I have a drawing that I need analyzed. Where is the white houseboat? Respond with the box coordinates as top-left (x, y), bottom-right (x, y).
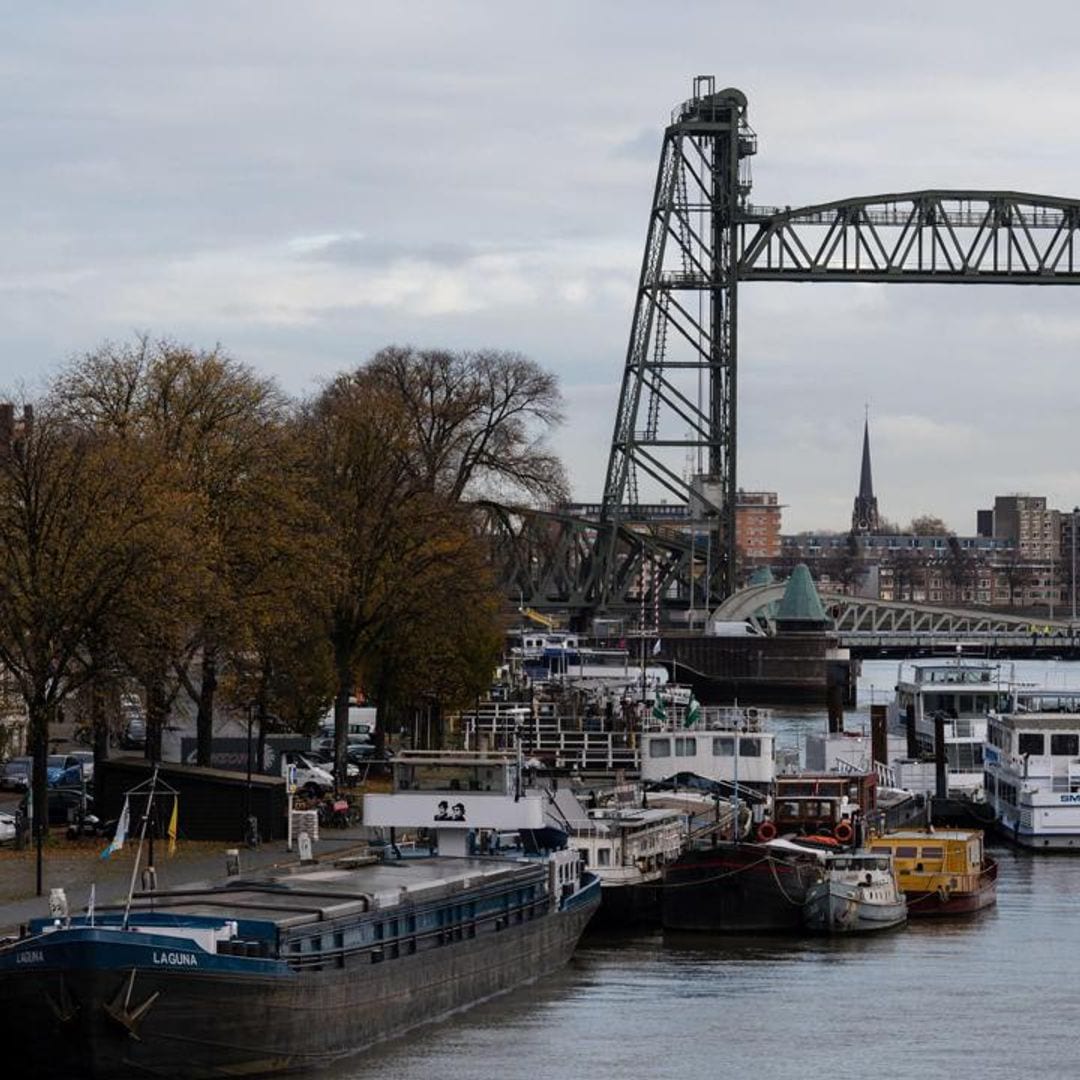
top-left (889, 659), bottom-right (1015, 796)
top-left (984, 690), bottom-right (1080, 850)
top-left (639, 705), bottom-right (775, 795)
top-left (567, 802), bottom-right (686, 926)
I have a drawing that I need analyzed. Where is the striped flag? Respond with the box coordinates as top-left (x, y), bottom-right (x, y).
top-left (167, 796), bottom-right (179, 857)
top-left (100, 797), bottom-right (130, 860)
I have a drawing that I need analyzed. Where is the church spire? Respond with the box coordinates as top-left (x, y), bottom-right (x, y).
top-left (852, 410), bottom-right (880, 533)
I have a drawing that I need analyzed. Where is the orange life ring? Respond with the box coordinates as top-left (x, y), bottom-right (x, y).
top-left (756, 821), bottom-right (777, 842)
top-left (834, 821), bottom-right (854, 844)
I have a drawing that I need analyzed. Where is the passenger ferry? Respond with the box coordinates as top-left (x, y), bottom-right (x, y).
top-left (889, 659), bottom-right (1015, 796)
top-left (983, 690), bottom-right (1080, 850)
top-left (0, 753), bottom-right (600, 1078)
top-left (868, 829), bottom-right (997, 915)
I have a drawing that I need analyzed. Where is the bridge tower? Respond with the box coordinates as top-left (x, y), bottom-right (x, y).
top-left (599, 77), bottom-right (756, 606)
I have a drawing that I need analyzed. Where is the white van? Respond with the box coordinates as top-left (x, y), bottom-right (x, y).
top-left (318, 704), bottom-right (376, 742)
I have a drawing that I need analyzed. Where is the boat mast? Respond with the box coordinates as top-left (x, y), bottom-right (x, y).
top-left (122, 764), bottom-right (160, 930)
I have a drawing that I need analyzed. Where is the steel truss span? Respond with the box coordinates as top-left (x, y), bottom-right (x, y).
top-left (475, 501), bottom-right (694, 615)
top-left (739, 192), bottom-right (1080, 283)
top-left (714, 583), bottom-right (1076, 637)
top-left (491, 81), bottom-right (1080, 620)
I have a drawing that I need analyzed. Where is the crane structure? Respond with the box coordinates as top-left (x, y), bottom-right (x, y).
top-left (592, 76), bottom-right (1080, 612)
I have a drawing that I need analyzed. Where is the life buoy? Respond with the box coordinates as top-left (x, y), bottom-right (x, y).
top-left (756, 821), bottom-right (777, 842)
top-left (834, 821), bottom-right (854, 844)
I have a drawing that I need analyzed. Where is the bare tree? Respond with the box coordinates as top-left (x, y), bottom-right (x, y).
top-left (364, 346), bottom-right (567, 504)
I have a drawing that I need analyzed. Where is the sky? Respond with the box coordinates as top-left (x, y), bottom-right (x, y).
top-left (4, 1), bottom-right (1080, 532)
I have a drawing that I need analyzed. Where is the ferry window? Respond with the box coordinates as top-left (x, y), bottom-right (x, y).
top-left (919, 847), bottom-right (944, 860)
top-left (1052, 734), bottom-right (1080, 756)
top-left (739, 738), bottom-right (761, 757)
top-left (649, 739), bottom-right (671, 758)
top-left (578, 848), bottom-right (589, 866)
top-left (895, 846), bottom-right (918, 859)
top-left (713, 737), bottom-right (735, 757)
top-left (1018, 733), bottom-right (1045, 756)
top-left (597, 847), bottom-right (611, 867)
top-left (779, 801), bottom-right (802, 819)
top-left (869, 846), bottom-right (891, 855)
top-left (674, 737), bottom-right (697, 757)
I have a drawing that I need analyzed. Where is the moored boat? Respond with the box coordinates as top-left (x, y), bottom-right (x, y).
top-left (661, 839), bottom-right (824, 933)
top-left (867, 829), bottom-right (996, 916)
top-left (0, 753), bottom-right (600, 1079)
top-left (801, 849), bottom-right (907, 933)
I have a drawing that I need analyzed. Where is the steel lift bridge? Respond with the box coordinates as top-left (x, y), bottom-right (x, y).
top-left (484, 76), bottom-right (1080, 619)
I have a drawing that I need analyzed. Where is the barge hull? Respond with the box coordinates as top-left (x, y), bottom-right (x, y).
top-left (0, 897), bottom-right (598, 1080)
top-left (661, 844), bottom-right (818, 933)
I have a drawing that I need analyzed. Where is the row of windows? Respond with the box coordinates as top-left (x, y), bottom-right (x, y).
top-left (648, 736), bottom-right (763, 759)
top-left (1016, 732), bottom-right (1080, 757)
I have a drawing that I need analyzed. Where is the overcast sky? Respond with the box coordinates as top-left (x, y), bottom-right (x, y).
top-left (4, 2), bottom-right (1080, 532)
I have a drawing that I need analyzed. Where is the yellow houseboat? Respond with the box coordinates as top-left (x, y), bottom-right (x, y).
top-left (868, 829), bottom-right (997, 917)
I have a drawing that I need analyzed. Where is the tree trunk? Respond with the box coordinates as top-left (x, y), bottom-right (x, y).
top-left (144, 664), bottom-right (167, 763)
top-left (196, 645), bottom-right (218, 766)
top-left (333, 642), bottom-right (353, 793)
top-left (255, 662), bottom-right (270, 775)
top-left (91, 679), bottom-right (109, 774)
top-left (28, 695), bottom-right (49, 887)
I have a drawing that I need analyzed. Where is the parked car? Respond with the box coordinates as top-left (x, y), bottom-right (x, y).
top-left (280, 751), bottom-right (335, 796)
top-left (0, 810), bottom-right (16, 844)
top-left (46, 754), bottom-right (84, 786)
top-left (0, 757), bottom-right (32, 791)
top-left (21, 788), bottom-right (95, 826)
top-left (69, 750), bottom-right (94, 785)
top-left (121, 715), bottom-right (146, 750)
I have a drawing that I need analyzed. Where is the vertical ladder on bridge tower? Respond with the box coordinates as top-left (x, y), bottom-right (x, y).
top-left (595, 78), bottom-right (756, 609)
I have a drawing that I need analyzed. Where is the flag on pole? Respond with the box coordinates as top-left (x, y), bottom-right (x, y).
top-left (100, 796), bottom-right (130, 860)
top-left (651, 691), bottom-right (667, 723)
top-left (684, 695), bottom-right (701, 728)
top-left (167, 796), bottom-right (179, 857)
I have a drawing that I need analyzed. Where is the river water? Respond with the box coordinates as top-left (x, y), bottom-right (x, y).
top-left (328, 660), bottom-right (1080, 1080)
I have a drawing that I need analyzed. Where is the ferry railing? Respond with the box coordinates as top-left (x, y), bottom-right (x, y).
top-left (642, 705), bottom-right (769, 733)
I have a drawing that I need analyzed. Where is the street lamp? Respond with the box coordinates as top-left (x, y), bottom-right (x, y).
top-left (1072, 506), bottom-right (1079, 623)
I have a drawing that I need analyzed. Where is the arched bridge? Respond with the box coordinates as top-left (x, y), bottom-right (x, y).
top-left (714, 583), bottom-right (1077, 642)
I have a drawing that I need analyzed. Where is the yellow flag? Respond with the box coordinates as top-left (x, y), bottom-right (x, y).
top-left (167, 796), bottom-right (179, 856)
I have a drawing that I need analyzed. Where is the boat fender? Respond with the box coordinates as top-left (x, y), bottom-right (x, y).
top-left (834, 821), bottom-right (854, 844)
top-left (937, 884), bottom-right (951, 903)
top-left (757, 821), bottom-right (777, 842)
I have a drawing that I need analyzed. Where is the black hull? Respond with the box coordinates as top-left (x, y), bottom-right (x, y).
top-left (0, 901), bottom-right (597, 1079)
top-left (589, 881), bottom-right (662, 929)
top-left (661, 843), bottom-right (820, 933)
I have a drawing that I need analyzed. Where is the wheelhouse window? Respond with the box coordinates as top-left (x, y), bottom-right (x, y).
top-left (649, 739), bottom-right (671, 758)
top-left (1018, 733), bottom-right (1045, 756)
top-left (713, 737), bottom-right (735, 757)
top-left (1051, 734), bottom-right (1079, 757)
top-left (674, 737), bottom-right (697, 757)
top-left (596, 847), bottom-right (611, 867)
top-left (738, 738), bottom-right (761, 757)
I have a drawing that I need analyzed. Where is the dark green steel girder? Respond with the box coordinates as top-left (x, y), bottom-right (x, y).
top-left (738, 191), bottom-right (1080, 282)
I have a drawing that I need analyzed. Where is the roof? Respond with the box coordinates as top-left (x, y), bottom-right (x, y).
top-left (776, 564), bottom-right (829, 624)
